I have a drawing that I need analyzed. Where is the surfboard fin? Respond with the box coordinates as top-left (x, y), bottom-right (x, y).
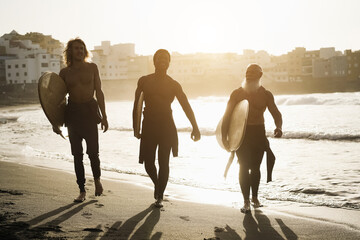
top-left (224, 151), bottom-right (235, 179)
top-left (59, 132), bottom-right (66, 140)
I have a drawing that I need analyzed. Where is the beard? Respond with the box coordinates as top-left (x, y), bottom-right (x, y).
top-left (242, 79), bottom-right (261, 93)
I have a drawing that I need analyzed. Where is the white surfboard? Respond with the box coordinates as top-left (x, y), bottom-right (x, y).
top-left (38, 72), bottom-right (67, 139)
top-left (216, 99), bottom-right (249, 178)
top-left (134, 92), bottom-right (144, 137)
top-left (216, 99), bottom-right (249, 151)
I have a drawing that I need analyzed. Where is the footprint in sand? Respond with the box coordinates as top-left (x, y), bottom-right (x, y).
top-left (95, 203), bottom-right (104, 208)
top-left (0, 189), bottom-right (23, 195)
top-left (82, 212), bottom-right (92, 219)
top-left (83, 228), bottom-right (103, 232)
top-left (179, 216), bottom-right (190, 221)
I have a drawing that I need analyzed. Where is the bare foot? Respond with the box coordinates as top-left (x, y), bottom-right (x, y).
top-left (74, 192), bottom-right (86, 203)
top-left (251, 197), bottom-right (263, 208)
top-left (94, 178), bottom-right (103, 196)
top-left (154, 198), bottom-right (163, 208)
top-left (241, 200), bottom-right (251, 213)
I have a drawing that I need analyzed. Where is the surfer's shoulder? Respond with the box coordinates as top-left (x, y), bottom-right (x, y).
top-left (167, 75), bottom-right (182, 91)
top-left (88, 62), bottom-right (98, 70)
top-left (137, 74), bottom-right (153, 86)
top-left (263, 88), bottom-right (275, 103)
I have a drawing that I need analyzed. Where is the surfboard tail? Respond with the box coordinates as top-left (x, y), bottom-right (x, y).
top-left (224, 151), bottom-right (236, 179)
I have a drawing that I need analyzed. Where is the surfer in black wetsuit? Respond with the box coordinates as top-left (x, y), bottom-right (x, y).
top-left (55, 38), bottom-right (108, 202)
top-left (133, 49), bottom-right (201, 208)
top-left (221, 64), bottom-right (282, 213)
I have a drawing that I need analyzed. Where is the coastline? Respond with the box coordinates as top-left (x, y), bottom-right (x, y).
top-left (1, 160), bottom-right (359, 239)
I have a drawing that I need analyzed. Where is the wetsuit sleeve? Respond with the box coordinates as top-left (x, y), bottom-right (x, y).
top-left (132, 77), bottom-right (145, 130)
top-left (174, 81), bottom-right (199, 131)
top-left (221, 89), bottom-right (244, 141)
top-left (266, 91), bottom-right (282, 130)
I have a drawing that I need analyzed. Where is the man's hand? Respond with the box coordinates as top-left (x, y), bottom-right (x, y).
top-left (191, 128), bottom-right (201, 142)
top-left (274, 128), bottom-right (282, 138)
top-left (101, 117), bottom-right (109, 133)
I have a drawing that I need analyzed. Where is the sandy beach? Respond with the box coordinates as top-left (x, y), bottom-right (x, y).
top-left (0, 160), bottom-right (359, 240)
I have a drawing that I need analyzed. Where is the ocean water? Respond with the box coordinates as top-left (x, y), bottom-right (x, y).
top-left (0, 92), bottom-right (359, 210)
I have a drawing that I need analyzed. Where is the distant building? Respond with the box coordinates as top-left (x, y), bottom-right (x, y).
top-left (301, 50), bottom-right (320, 81)
top-left (0, 55), bottom-right (17, 86)
top-left (313, 56), bottom-right (347, 79)
top-left (91, 41), bottom-right (141, 81)
top-left (0, 31), bottom-right (61, 85)
top-left (269, 54), bottom-right (289, 83)
top-left (319, 47), bottom-right (341, 60)
top-left (287, 47), bottom-right (306, 82)
top-left (345, 50), bottom-right (360, 81)
top-left (5, 53), bottom-right (60, 84)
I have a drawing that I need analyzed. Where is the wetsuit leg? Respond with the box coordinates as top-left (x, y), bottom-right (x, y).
top-left (236, 148), bottom-right (251, 201)
top-left (84, 123), bottom-right (101, 179)
top-left (157, 142), bottom-right (171, 200)
top-left (250, 151), bottom-right (264, 198)
top-left (239, 163), bottom-right (251, 201)
top-left (68, 126), bottom-right (85, 192)
top-left (144, 141), bottom-right (159, 189)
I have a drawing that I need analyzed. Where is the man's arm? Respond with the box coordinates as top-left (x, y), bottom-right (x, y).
top-left (175, 82), bottom-right (200, 141)
top-left (267, 91), bottom-right (283, 138)
top-left (221, 90), bottom-right (243, 151)
top-left (93, 63), bottom-right (108, 133)
top-left (132, 77), bottom-right (144, 139)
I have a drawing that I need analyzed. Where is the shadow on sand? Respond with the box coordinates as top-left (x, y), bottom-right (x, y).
top-left (84, 204), bottom-right (162, 240)
top-left (210, 209), bottom-right (298, 240)
top-left (0, 200), bottom-right (98, 239)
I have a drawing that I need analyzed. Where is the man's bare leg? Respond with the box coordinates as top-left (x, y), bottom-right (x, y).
top-left (94, 178), bottom-right (103, 196)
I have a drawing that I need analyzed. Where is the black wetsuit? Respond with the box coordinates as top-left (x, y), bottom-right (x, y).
top-left (65, 98), bottom-right (102, 192)
top-left (229, 87), bottom-right (278, 200)
top-left (133, 73), bottom-right (180, 199)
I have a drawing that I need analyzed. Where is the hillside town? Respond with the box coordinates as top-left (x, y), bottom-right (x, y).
top-left (1, 30), bottom-right (359, 101)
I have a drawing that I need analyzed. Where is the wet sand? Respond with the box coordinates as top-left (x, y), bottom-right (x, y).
top-left (0, 160), bottom-right (359, 240)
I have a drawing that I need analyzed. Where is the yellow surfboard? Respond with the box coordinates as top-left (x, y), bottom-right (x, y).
top-left (134, 92), bottom-right (144, 137)
top-left (38, 72), bottom-right (67, 138)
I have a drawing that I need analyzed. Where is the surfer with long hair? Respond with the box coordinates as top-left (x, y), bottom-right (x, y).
top-left (55, 38), bottom-right (108, 202)
top-left (221, 63), bottom-right (283, 213)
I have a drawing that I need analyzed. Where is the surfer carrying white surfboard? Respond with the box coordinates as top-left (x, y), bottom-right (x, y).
top-left (56, 38), bottom-right (109, 202)
top-left (132, 49), bottom-right (201, 208)
top-left (221, 63), bottom-right (282, 213)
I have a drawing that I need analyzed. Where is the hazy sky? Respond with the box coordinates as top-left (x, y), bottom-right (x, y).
top-left (1, 0), bottom-right (359, 56)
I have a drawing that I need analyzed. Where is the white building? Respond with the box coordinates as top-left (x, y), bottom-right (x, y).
top-left (0, 34), bottom-right (61, 85)
top-left (5, 53), bottom-right (60, 84)
top-left (91, 41), bottom-right (136, 81)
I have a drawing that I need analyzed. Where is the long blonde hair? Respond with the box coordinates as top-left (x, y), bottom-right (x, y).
top-left (63, 38), bottom-right (89, 67)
